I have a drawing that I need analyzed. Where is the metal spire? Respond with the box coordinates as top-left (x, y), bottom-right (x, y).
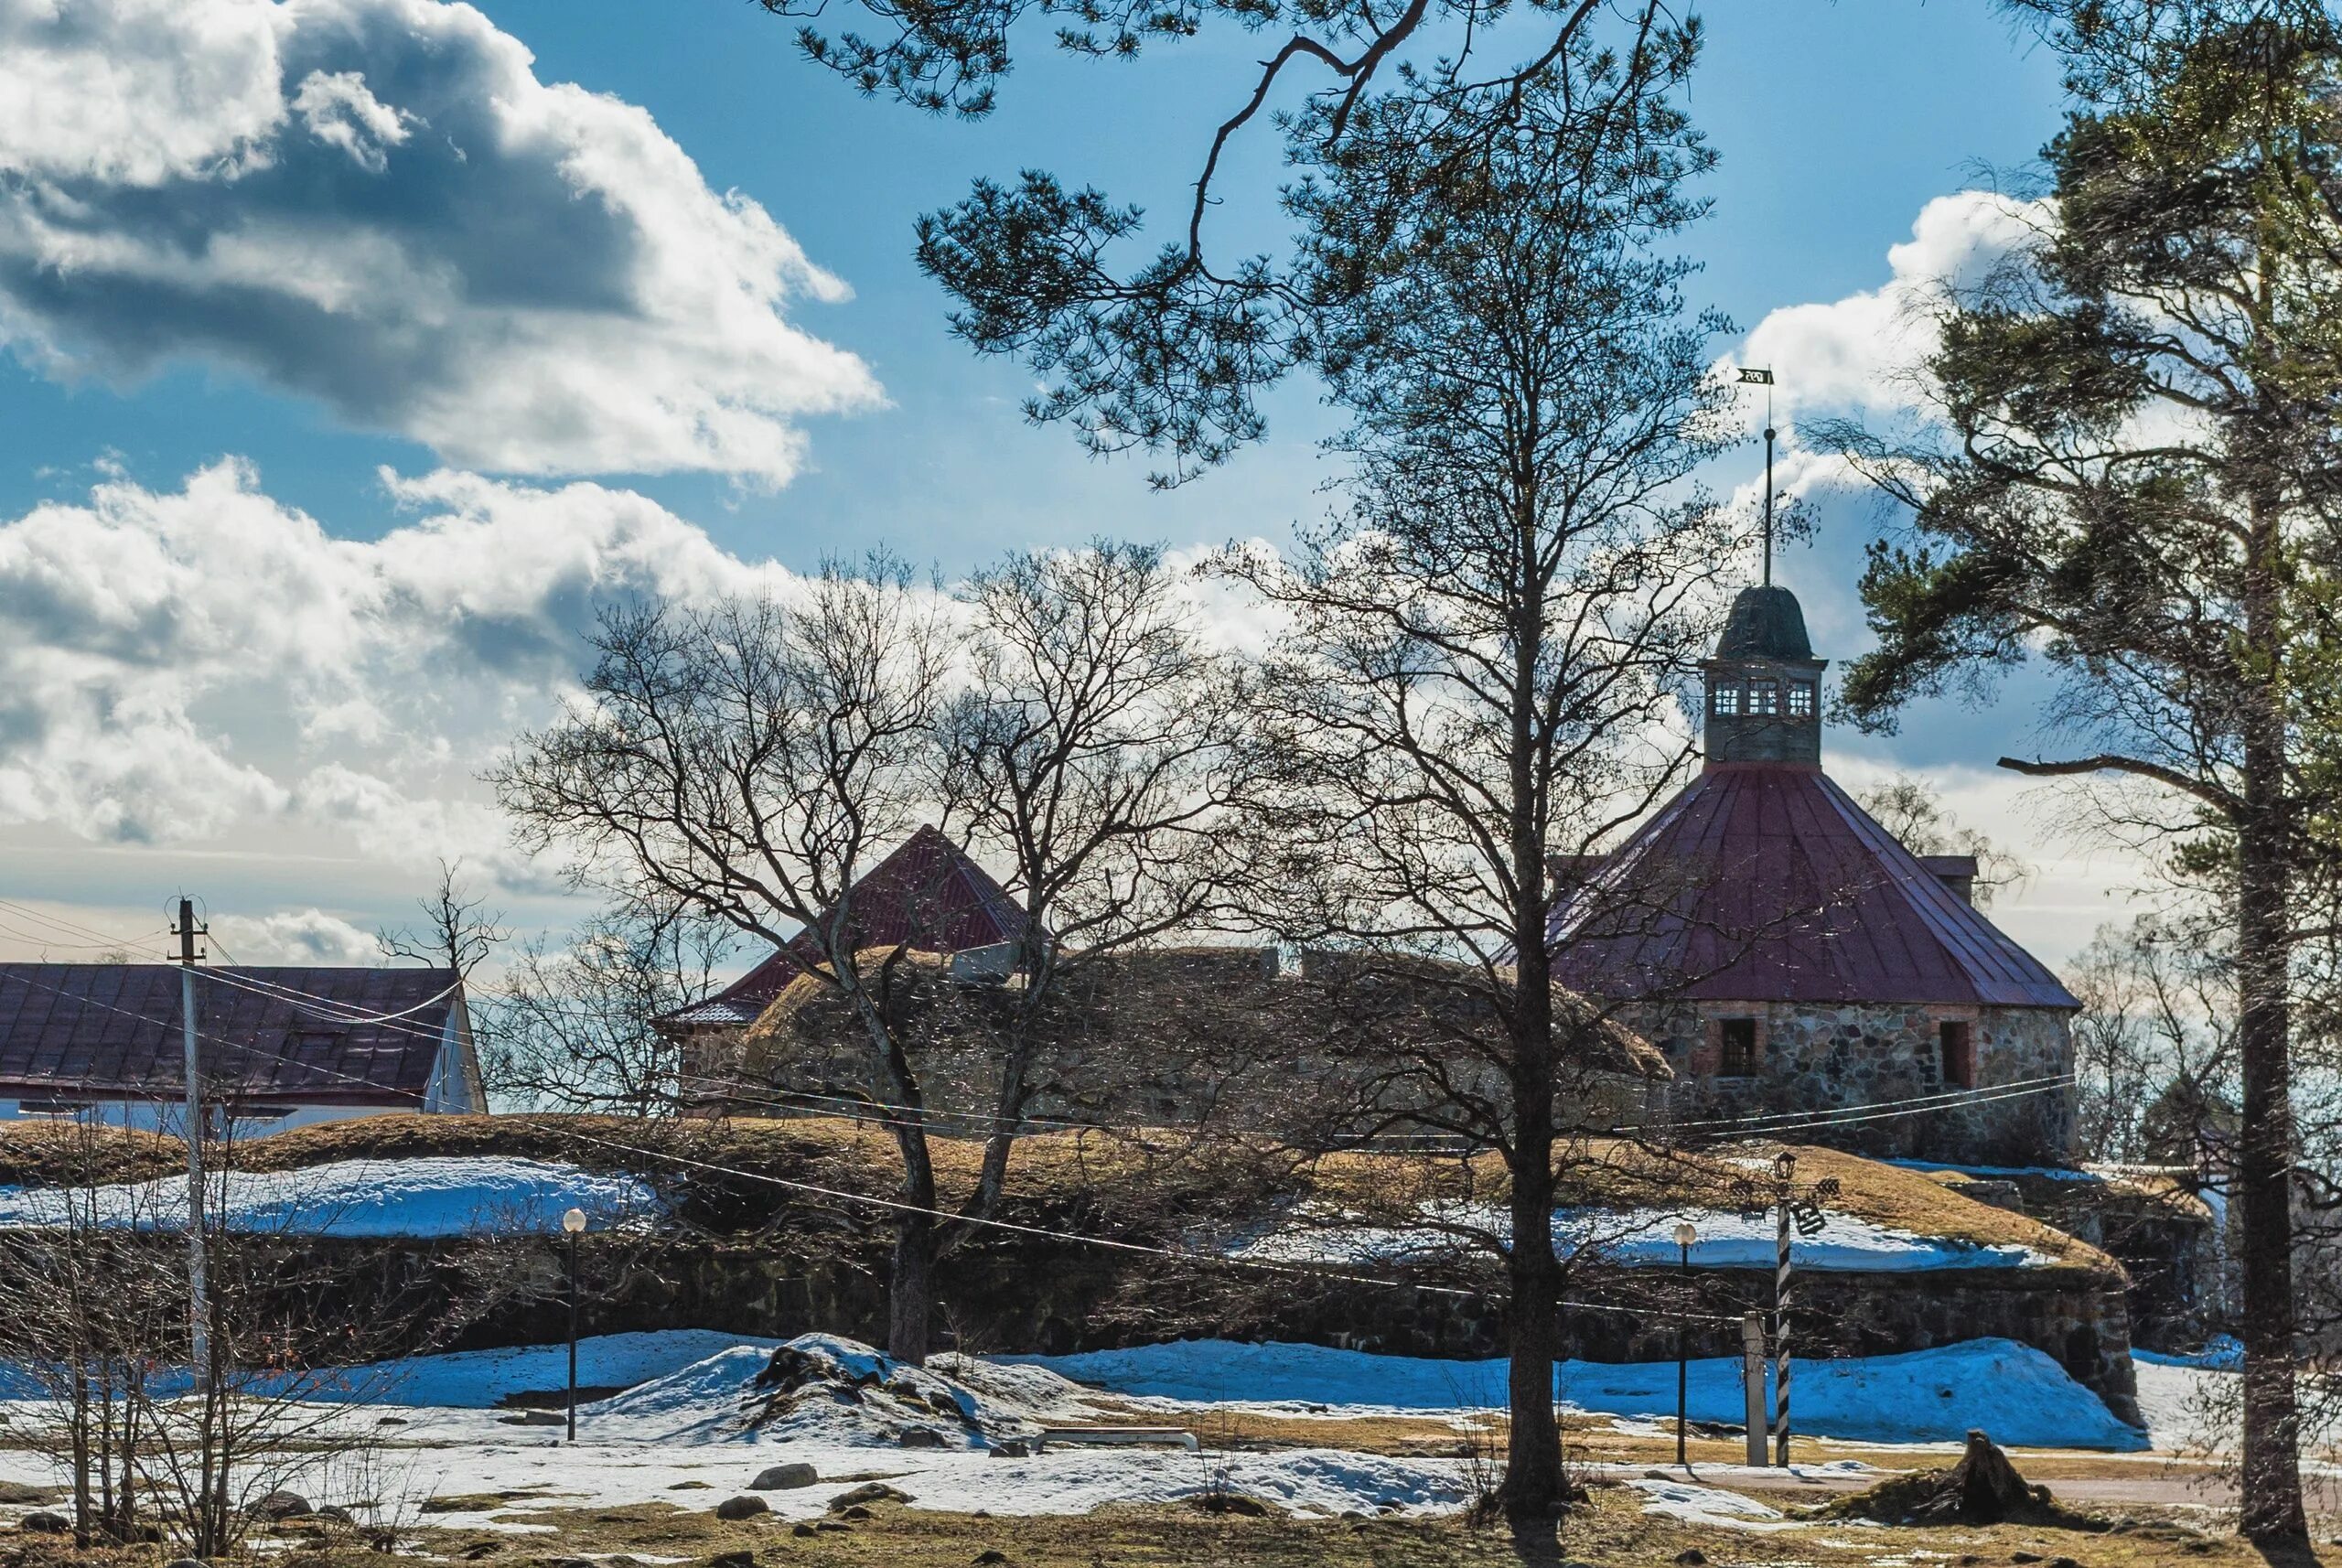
top-left (1736, 366), bottom-right (1778, 586)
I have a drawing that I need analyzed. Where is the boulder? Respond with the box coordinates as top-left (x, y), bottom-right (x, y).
top-left (707, 1552), bottom-right (757, 1568)
top-left (826, 1483), bottom-right (910, 1513)
top-left (748, 1464), bottom-right (817, 1491)
top-left (17, 1513), bottom-right (69, 1535)
top-left (897, 1425), bottom-right (948, 1449)
top-left (713, 1496), bottom-right (769, 1521)
top-left (255, 1490), bottom-right (313, 1520)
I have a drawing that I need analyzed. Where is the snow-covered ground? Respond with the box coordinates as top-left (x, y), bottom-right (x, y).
top-left (1015, 1337), bottom-right (2145, 1449)
top-left (0, 1158), bottom-right (658, 1238)
top-left (0, 1329), bottom-right (2177, 1529)
top-left (1230, 1202), bottom-right (2057, 1271)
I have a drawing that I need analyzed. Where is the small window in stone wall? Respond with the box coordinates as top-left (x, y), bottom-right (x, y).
top-left (1713, 682), bottom-right (1742, 716)
top-left (1788, 680), bottom-right (1816, 717)
top-left (1748, 681), bottom-right (1779, 715)
top-left (1939, 1019), bottom-right (1974, 1089)
top-left (1717, 1016), bottom-right (1759, 1077)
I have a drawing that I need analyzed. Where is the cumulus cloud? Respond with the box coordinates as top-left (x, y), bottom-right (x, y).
top-left (0, 459), bottom-right (794, 865)
top-left (1739, 191), bottom-right (2049, 420)
top-left (0, 0), bottom-right (880, 486)
top-left (212, 907), bottom-right (381, 963)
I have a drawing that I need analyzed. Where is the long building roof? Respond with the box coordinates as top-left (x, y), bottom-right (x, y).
top-left (0, 964), bottom-right (466, 1104)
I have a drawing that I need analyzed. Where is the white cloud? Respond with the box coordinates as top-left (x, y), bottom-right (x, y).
top-left (212, 907), bottom-right (381, 963)
top-left (0, 459), bottom-right (796, 867)
top-left (1738, 191), bottom-right (2049, 421)
top-left (0, 0), bottom-right (881, 486)
top-left (291, 70), bottom-right (411, 173)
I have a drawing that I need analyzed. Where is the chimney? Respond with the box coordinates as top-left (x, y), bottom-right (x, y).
top-left (1918, 854), bottom-right (1979, 907)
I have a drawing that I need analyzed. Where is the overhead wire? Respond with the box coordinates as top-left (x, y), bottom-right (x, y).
top-left (191, 957), bottom-right (2077, 1145)
top-left (0, 966), bottom-right (1736, 1324)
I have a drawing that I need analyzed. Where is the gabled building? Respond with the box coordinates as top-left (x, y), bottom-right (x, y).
top-left (0, 963), bottom-right (484, 1133)
top-left (658, 825), bottom-right (1037, 1105)
top-left (1546, 582), bottom-right (2080, 1163)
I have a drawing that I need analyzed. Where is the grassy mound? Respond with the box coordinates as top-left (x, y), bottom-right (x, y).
top-left (0, 1112), bottom-right (2116, 1280)
top-left (0, 1121), bottom-right (179, 1187)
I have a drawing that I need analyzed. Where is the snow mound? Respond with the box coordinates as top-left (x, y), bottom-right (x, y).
top-left (1019, 1336), bottom-right (2147, 1450)
top-left (579, 1334), bottom-right (1123, 1447)
top-left (0, 1157), bottom-right (659, 1238)
top-left (584, 1346), bottom-right (779, 1439)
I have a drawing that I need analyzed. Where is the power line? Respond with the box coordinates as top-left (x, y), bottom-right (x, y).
top-left (0, 965), bottom-right (1732, 1324)
top-left (194, 966), bottom-right (464, 1026)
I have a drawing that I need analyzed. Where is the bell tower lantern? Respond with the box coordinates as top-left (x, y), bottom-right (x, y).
top-left (1703, 584), bottom-right (1826, 768)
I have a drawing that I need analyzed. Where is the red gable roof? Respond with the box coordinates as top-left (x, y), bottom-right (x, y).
top-left (1545, 765), bottom-right (2079, 1010)
top-left (661, 826), bottom-right (1031, 1029)
top-left (0, 964), bottom-right (464, 1104)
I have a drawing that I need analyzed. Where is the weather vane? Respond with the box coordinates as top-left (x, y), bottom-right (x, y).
top-left (1736, 366), bottom-right (1776, 586)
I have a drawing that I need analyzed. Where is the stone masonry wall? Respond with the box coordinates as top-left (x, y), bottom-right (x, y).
top-left (1635, 1000), bottom-right (2077, 1164)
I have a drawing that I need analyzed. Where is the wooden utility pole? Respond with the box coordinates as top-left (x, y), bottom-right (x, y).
top-left (174, 897), bottom-right (207, 1371)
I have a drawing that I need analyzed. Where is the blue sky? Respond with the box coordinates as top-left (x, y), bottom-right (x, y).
top-left (3, 0), bottom-right (2068, 563)
top-left (0, 0), bottom-right (2144, 968)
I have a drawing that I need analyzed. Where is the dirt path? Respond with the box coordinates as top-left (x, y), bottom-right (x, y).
top-left (1597, 1455), bottom-right (2342, 1514)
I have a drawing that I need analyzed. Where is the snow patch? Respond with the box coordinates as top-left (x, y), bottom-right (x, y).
top-left (1629, 1477), bottom-right (1795, 1531)
top-left (1231, 1202), bottom-right (2055, 1271)
top-left (1019, 1337), bottom-right (2147, 1450)
top-left (0, 1158), bottom-right (659, 1238)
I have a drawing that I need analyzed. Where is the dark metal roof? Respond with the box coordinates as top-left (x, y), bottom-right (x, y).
top-left (0, 964), bottom-right (464, 1103)
top-left (1545, 766), bottom-right (2079, 1009)
top-left (661, 826), bottom-right (1032, 1029)
top-left (1715, 585), bottom-right (1817, 660)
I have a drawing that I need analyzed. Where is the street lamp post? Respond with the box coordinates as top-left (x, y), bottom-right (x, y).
top-left (562, 1207), bottom-right (587, 1444)
top-left (1674, 1219), bottom-right (1698, 1469)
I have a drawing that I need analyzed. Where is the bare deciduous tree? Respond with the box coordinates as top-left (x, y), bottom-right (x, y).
top-left (937, 539), bottom-right (1252, 1219)
top-left (482, 900), bottom-right (736, 1116)
top-left (495, 554), bottom-right (957, 1361)
top-left (377, 858), bottom-right (508, 976)
top-left (496, 548), bottom-right (1247, 1364)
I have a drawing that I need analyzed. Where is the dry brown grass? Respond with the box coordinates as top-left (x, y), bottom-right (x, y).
top-left (359, 1483), bottom-right (2332, 1568)
top-left (0, 1121), bottom-right (177, 1187)
top-left (203, 1114), bottom-right (2117, 1274)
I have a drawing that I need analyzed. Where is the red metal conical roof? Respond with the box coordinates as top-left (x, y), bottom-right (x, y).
top-left (1545, 765), bottom-right (2079, 1009)
top-left (660, 826), bottom-right (1031, 1028)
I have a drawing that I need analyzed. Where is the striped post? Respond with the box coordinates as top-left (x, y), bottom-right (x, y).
top-left (1772, 1196), bottom-right (1791, 1466)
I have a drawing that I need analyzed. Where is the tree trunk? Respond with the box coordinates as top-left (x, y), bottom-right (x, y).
top-left (886, 1210), bottom-right (936, 1364)
top-left (2235, 494), bottom-right (2306, 1545)
top-left (1501, 925), bottom-right (1564, 1516)
top-left (839, 959), bottom-right (941, 1366)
